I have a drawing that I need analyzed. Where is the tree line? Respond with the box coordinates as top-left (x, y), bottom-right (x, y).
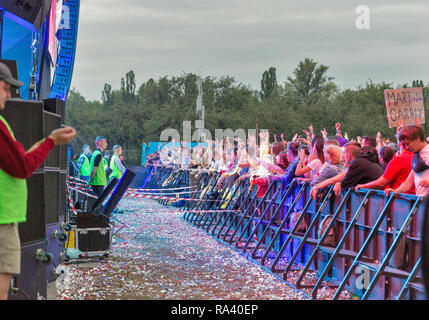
top-left (65, 58), bottom-right (429, 153)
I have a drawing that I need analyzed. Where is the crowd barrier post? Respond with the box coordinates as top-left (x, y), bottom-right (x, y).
top-left (199, 178), bottom-right (233, 230)
top-left (188, 172), bottom-right (217, 226)
top-left (222, 179), bottom-right (255, 243)
top-left (308, 188), bottom-right (371, 297)
top-left (200, 178), bottom-right (242, 231)
top-left (332, 192), bottom-right (421, 300)
top-left (234, 181), bottom-right (277, 249)
top-left (240, 185), bottom-right (284, 252)
top-left (295, 188), bottom-right (355, 290)
top-left (216, 180), bottom-right (251, 238)
top-left (360, 196), bottom-right (422, 300)
top-left (226, 183), bottom-right (260, 245)
top-left (261, 182), bottom-right (313, 268)
top-left (276, 185), bottom-right (334, 279)
top-left (251, 180), bottom-right (305, 260)
top-left (184, 172), bottom-right (215, 222)
top-left (396, 257), bottom-right (423, 300)
top-left (211, 179), bottom-right (250, 236)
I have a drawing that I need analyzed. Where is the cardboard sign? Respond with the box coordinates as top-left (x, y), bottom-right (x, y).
top-left (384, 87), bottom-right (425, 128)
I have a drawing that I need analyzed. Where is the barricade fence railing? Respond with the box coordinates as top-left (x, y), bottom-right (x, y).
top-left (66, 165), bottom-right (428, 300)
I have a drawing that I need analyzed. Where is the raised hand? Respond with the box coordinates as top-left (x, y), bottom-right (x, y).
top-left (292, 133), bottom-right (299, 142)
top-left (48, 126), bottom-right (76, 145)
top-left (335, 122), bottom-right (341, 132)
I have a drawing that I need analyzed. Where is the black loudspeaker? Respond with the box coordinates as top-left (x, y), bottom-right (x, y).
top-left (43, 98), bottom-right (65, 124)
top-left (0, 99), bottom-right (63, 170)
top-left (59, 172), bottom-right (66, 218)
top-left (0, 99), bottom-right (44, 150)
top-left (19, 172), bottom-right (45, 244)
top-left (0, 0), bottom-right (52, 31)
top-left (0, 59), bottom-right (20, 98)
top-left (43, 110), bottom-right (61, 168)
top-left (43, 98), bottom-right (67, 170)
top-left (44, 171), bottom-right (60, 224)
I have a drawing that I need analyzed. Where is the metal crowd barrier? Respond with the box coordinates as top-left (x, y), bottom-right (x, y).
top-left (137, 165), bottom-right (428, 300)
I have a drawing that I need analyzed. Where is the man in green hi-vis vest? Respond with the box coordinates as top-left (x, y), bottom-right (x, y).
top-left (109, 145), bottom-right (126, 181)
top-left (0, 62), bottom-right (76, 300)
top-left (90, 136), bottom-right (108, 196)
top-left (77, 144), bottom-right (91, 182)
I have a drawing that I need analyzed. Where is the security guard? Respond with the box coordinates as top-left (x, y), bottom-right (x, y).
top-left (90, 136), bottom-right (108, 196)
top-left (109, 145), bottom-right (126, 181)
top-left (77, 144), bottom-right (91, 182)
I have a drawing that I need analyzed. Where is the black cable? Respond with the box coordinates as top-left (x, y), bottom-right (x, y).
top-left (10, 283), bottom-right (31, 300)
top-left (15, 288), bottom-right (31, 300)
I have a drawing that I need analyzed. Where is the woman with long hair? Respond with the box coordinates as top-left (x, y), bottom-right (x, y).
top-left (295, 136), bottom-right (325, 180)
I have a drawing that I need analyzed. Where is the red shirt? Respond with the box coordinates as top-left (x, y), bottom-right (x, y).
top-left (0, 118), bottom-right (55, 179)
top-left (383, 150), bottom-right (415, 194)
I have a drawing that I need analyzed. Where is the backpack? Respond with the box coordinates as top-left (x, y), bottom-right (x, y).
top-left (289, 211), bottom-right (308, 234)
top-left (318, 215), bottom-right (336, 247)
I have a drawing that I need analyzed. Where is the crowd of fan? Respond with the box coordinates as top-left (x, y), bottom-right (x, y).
top-left (146, 121), bottom-right (429, 199)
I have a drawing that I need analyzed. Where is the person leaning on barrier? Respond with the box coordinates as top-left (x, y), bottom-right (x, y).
top-left (378, 146), bottom-right (395, 170)
top-left (310, 141), bottom-right (360, 199)
top-left (309, 144), bottom-right (344, 200)
top-left (356, 140), bottom-right (415, 194)
top-left (269, 141), bottom-right (300, 186)
top-left (90, 136), bottom-right (108, 196)
top-left (295, 136), bottom-right (325, 182)
top-left (335, 142), bottom-right (383, 195)
top-left (77, 144), bottom-right (91, 182)
top-left (109, 145), bottom-right (126, 181)
top-left (385, 125), bottom-right (429, 197)
top-left (0, 62), bottom-right (76, 300)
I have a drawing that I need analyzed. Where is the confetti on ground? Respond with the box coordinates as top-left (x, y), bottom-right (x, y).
top-left (55, 198), bottom-right (353, 300)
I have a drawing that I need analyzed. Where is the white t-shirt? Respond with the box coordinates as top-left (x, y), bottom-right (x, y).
top-left (307, 158), bottom-right (323, 180)
top-left (414, 144), bottom-right (429, 197)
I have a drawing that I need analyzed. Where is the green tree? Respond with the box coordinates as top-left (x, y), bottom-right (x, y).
top-left (101, 83), bottom-right (113, 106)
top-left (260, 67), bottom-right (277, 101)
top-left (121, 70), bottom-right (136, 103)
top-left (287, 58), bottom-right (334, 104)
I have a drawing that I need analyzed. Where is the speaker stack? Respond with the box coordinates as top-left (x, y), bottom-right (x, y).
top-left (0, 97), bottom-right (67, 300)
top-left (0, 0), bottom-right (52, 31)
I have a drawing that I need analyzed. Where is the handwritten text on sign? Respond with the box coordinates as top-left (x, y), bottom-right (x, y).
top-left (384, 87), bottom-right (425, 128)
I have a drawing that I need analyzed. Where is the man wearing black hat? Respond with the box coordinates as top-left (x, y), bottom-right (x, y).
top-left (0, 62), bottom-right (76, 300)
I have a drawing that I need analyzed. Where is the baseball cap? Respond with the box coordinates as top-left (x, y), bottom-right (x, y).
top-left (0, 62), bottom-right (24, 87)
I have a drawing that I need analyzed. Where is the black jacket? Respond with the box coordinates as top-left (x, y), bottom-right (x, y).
top-left (341, 146), bottom-right (384, 189)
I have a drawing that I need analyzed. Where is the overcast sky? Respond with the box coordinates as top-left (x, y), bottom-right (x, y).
top-left (70, 0), bottom-right (429, 101)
